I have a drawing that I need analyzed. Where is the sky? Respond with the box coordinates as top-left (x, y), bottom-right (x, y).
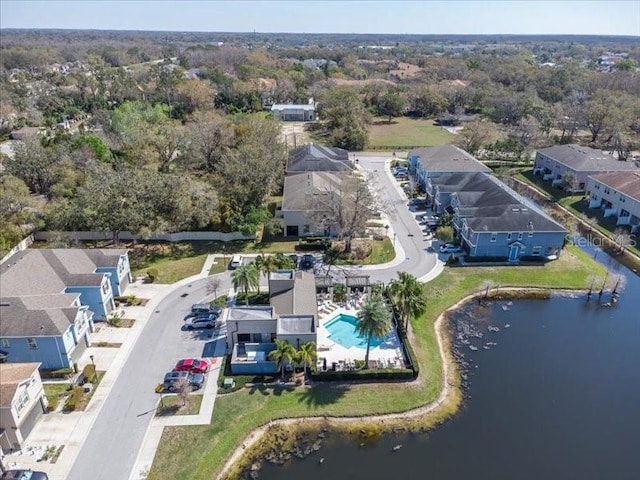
top-left (1, 1), bottom-right (639, 36)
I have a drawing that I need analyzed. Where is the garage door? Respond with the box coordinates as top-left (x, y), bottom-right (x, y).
top-left (18, 400), bottom-right (44, 443)
top-left (286, 225), bottom-right (299, 237)
top-left (70, 333), bottom-right (89, 363)
top-left (119, 274), bottom-right (130, 295)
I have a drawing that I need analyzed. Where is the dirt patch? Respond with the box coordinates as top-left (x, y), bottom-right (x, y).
top-left (390, 62), bottom-right (422, 79)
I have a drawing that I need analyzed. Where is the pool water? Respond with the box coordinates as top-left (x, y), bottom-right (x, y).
top-left (325, 313), bottom-right (386, 349)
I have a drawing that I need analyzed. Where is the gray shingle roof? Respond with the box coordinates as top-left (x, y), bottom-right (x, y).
top-left (590, 171), bottom-right (640, 201)
top-left (282, 172), bottom-right (344, 211)
top-left (448, 173), bottom-right (566, 233)
top-left (269, 271), bottom-right (318, 321)
top-left (0, 249), bottom-right (122, 297)
top-left (287, 145), bottom-right (352, 174)
top-left (409, 145), bottom-right (491, 174)
top-left (0, 296), bottom-right (77, 336)
top-left (537, 144), bottom-right (639, 172)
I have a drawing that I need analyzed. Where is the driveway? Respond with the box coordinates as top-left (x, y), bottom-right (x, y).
top-left (66, 275), bottom-right (231, 480)
top-left (340, 154), bottom-right (439, 284)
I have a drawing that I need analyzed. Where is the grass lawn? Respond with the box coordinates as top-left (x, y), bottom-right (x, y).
top-left (209, 260), bottom-right (227, 275)
top-left (368, 117), bottom-right (454, 150)
top-left (134, 254), bottom-right (207, 284)
top-left (148, 244), bottom-right (605, 480)
top-left (43, 382), bottom-right (71, 407)
top-left (156, 394), bottom-right (203, 416)
top-left (335, 238), bottom-right (395, 265)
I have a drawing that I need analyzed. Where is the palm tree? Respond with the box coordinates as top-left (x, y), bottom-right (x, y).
top-left (231, 263), bottom-right (260, 306)
top-left (255, 254), bottom-right (278, 278)
top-left (295, 341), bottom-right (317, 380)
top-left (356, 293), bottom-right (392, 369)
top-left (268, 339), bottom-right (296, 380)
top-left (387, 272), bottom-right (427, 331)
top-left (272, 252), bottom-right (295, 270)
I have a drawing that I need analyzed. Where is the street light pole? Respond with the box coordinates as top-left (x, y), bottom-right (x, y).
top-left (89, 354), bottom-right (97, 382)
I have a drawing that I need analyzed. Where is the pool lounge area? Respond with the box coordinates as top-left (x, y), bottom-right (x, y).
top-left (316, 303), bottom-right (406, 371)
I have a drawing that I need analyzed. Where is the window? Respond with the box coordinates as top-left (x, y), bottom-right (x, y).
top-left (595, 184), bottom-right (600, 190)
top-left (620, 197), bottom-right (626, 203)
top-left (102, 281), bottom-right (109, 295)
top-left (518, 232), bottom-right (523, 240)
top-left (27, 338), bottom-right (37, 350)
top-left (1, 338), bottom-right (9, 348)
top-left (620, 209), bottom-right (630, 217)
top-left (532, 246), bottom-right (542, 256)
top-left (528, 231), bottom-right (534, 237)
top-left (237, 333), bottom-right (251, 343)
top-left (490, 233), bottom-right (497, 242)
top-left (604, 188), bottom-right (610, 194)
top-left (592, 195), bottom-right (598, 200)
top-left (14, 389), bottom-right (30, 414)
top-left (507, 233), bottom-right (512, 240)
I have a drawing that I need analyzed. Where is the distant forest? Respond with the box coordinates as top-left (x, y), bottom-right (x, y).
top-left (1, 29), bottom-right (639, 254)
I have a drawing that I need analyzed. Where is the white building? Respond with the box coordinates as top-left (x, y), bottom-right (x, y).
top-left (587, 171), bottom-right (640, 233)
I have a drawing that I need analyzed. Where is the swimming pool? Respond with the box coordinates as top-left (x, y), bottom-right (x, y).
top-left (325, 313), bottom-right (386, 349)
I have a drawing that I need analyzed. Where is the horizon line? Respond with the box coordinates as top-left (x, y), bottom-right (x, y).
top-left (1, 27), bottom-right (639, 38)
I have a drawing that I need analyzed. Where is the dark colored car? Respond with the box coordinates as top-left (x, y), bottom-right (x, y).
top-left (162, 371), bottom-right (205, 391)
top-left (300, 254), bottom-right (315, 270)
top-left (174, 358), bottom-right (210, 374)
top-left (184, 304), bottom-right (221, 320)
top-left (1, 470), bottom-right (49, 480)
top-left (288, 254), bottom-right (300, 268)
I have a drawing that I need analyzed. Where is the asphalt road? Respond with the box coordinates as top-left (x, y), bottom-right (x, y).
top-left (66, 275), bottom-right (231, 480)
top-left (342, 154), bottom-right (438, 284)
top-left (66, 154), bottom-right (438, 480)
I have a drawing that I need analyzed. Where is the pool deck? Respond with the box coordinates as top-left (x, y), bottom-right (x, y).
top-left (316, 304), bottom-right (405, 370)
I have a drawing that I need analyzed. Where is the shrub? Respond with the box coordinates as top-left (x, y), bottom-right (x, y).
top-left (146, 268), bottom-right (159, 283)
top-left (40, 367), bottom-right (74, 379)
top-left (82, 364), bottom-right (96, 383)
top-left (47, 396), bottom-right (59, 412)
top-left (63, 387), bottom-right (85, 412)
top-left (310, 369), bottom-right (414, 382)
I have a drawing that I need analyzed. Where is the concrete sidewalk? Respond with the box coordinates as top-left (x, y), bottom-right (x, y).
top-left (129, 322), bottom-right (228, 479)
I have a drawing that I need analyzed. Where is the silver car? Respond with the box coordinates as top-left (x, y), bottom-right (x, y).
top-left (183, 315), bottom-right (216, 330)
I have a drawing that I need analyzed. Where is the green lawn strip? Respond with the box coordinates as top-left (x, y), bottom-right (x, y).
top-left (156, 394), bottom-right (203, 416)
top-left (368, 117), bottom-right (453, 149)
top-left (364, 238), bottom-right (395, 265)
top-left (335, 239), bottom-right (395, 266)
top-left (134, 254), bottom-right (207, 283)
top-left (209, 261), bottom-right (227, 275)
top-left (148, 245), bottom-right (603, 480)
top-left (43, 382), bottom-right (71, 406)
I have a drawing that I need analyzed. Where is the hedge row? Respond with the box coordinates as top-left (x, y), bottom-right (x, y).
top-left (310, 368), bottom-right (414, 382)
top-left (40, 367), bottom-right (75, 379)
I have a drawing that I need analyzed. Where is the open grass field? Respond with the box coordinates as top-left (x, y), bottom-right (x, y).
top-left (147, 245), bottom-right (605, 480)
top-left (368, 117), bottom-right (454, 150)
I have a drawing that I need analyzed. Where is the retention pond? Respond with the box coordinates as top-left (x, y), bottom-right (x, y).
top-left (258, 255), bottom-right (640, 480)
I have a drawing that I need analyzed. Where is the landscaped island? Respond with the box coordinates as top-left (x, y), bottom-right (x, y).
top-left (147, 245), bottom-right (607, 480)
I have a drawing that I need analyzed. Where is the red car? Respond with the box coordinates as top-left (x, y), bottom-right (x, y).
top-left (173, 358), bottom-right (210, 374)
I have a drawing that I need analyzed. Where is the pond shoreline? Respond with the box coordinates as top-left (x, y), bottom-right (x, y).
top-left (217, 287), bottom-right (572, 480)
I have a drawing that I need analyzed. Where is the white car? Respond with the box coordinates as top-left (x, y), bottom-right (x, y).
top-left (440, 243), bottom-right (462, 254)
top-left (183, 315), bottom-right (216, 330)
